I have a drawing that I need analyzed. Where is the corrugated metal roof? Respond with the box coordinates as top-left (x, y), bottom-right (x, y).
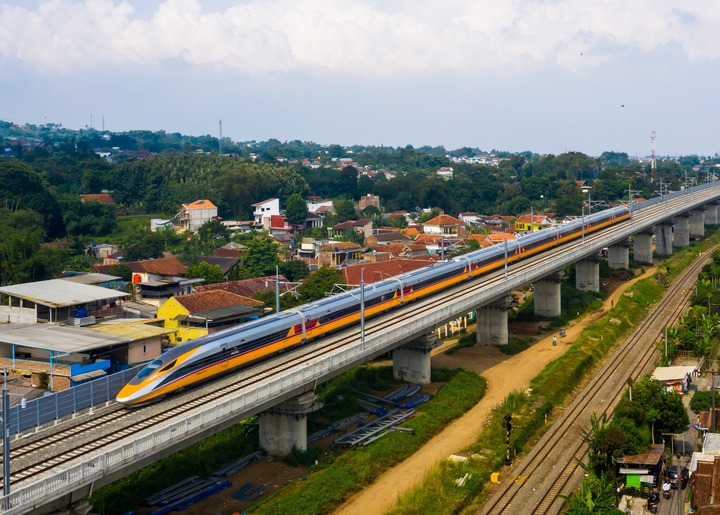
top-left (190, 305), bottom-right (261, 321)
top-left (60, 273), bottom-right (121, 285)
top-left (0, 324), bottom-right (129, 353)
top-left (651, 365), bottom-right (697, 382)
top-left (0, 279), bottom-right (128, 308)
top-left (90, 321), bottom-right (174, 340)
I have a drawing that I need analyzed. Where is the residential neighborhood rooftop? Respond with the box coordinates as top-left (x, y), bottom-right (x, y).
top-left (0, 279), bottom-right (129, 308)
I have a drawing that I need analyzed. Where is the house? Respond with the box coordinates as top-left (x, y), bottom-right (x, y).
top-left (514, 214), bottom-right (552, 233)
top-left (305, 211), bottom-right (324, 229)
top-left (358, 194), bottom-right (381, 211)
top-left (296, 238), bottom-right (322, 269)
top-left (365, 231), bottom-right (413, 247)
top-left (107, 255), bottom-right (187, 284)
top-left (651, 365), bottom-right (698, 394)
top-left (220, 220), bottom-right (260, 234)
top-left (269, 214), bottom-right (294, 235)
top-left (616, 443), bottom-right (665, 489)
top-left (422, 215), bottom-right (467, 237)
top-left (213, 241), bottom-right (247, 259)
top-left (330, 218), bottom-right (373, 239)
top-left (318, 242), bottom-right (366, 268)
top-left (95, 256), bottom-right (195, 307)
top-left (193, 255), bottom-right (241, 280)
top-left (86, 243), bottom-right (120, 259)
top-left (157, 290), bottom-right (264, 344)
top-left (0, 318), bottom-right (173, 391)
top-left (0, 279), bottom-right (129, 325)
top-left (459, 212), bottom-right (479, 225)
top-left (194, 275), bottom-right (295, 299)
top-left (307, 197), bottom-right (335, 214)
top-left (436, 167), bottom-right (454, 180)
top-left (177, 199), bottom-right (218, 233)
top-left (314, 204), bottom-right (336, 218)
top-left (479, 214), bottom-right (515, 227)
top-left (80, 193), bottom-right (115, 205)
top-left (691, 455), bottom-right (720, 512)
top-left (252, 198), bottom-right (280, 229)
top-left (366, 242), bottom-right (431, 259)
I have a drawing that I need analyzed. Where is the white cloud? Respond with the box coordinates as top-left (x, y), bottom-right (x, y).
top-left (1, 0), bottom-right (719, 76)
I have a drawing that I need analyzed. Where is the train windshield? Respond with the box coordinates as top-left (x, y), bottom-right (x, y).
top-left (137, 359), bottom-right (163, 379)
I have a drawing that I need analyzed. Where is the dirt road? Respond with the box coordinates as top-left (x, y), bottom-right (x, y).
top-left (336, 269), bottom-right (656, 515)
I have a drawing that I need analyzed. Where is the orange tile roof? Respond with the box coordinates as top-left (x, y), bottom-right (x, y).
top-left (80, 193), bottom-right (115, 204)
top-left (126, 256), bottom-right (187, 276)
top-left (319, 242), bottom-right (362, 252)
top-left (175, 290), bottom-right (263, 313)
top-left (413, 234), bottom-right (462, 245)
top-left (423, 214), bottom-right (464, 226)
top-left (400, 227), bottom-right (420, 237)
top-left (486, 233), bottom-right (517, 241)
top-left (343, 259), bottom-right (433, 285)
top-left (367, 243), bottom-right (426, 256)
top-left (194, 275), bottom-right (292, 298)
top-left (183, 199), bottom-right (217, 210)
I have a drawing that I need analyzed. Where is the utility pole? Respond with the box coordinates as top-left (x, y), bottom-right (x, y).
top-left (503, 414), bottom-right (512, 465)
top-left (360, 269), bottom-right (365, 349)
top-left (275, 265), bottom-right (280, 314)
top-left (218, 119), bottom-right (223, 155)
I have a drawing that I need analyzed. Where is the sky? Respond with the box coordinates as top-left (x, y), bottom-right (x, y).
top-left (1, 0), bottom-right (718, 157)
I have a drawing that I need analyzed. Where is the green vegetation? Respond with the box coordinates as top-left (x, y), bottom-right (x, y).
top-left (391, 233), bottom-right (720, 514)
top-left (3, 119), bottom-right (717, 286)
top-left (251, 368), bottom-right (486, 515)
top-left (445, 331), bottom-right (477, 355)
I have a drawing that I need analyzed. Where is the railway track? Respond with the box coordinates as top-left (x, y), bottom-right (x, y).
top-left (0, 193), bottom-right (710, 498)
top-left (478, 243), bottom-right (715, 514)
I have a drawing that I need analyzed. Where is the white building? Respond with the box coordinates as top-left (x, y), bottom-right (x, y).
top-left (252, 198), bottom-right (280, 228)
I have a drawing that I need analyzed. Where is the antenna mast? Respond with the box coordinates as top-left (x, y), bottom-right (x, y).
top-left (218, 119), bottom-right (223, 155)
top-left (650, 130), bottom-right (656, 175)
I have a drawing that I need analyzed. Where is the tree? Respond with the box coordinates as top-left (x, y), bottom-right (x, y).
top-left (122, 228), bottom-right (167, 261)
top-left (197, 218), bottom-right (230, 247)
top-left (239, 237), bottom-right (280, 279)
top-left (626, 376), bottom-right (689, 441)
top-left (281, 260), bottom-right (310, 282)
top-left (0, 161), bottom-right (65, 237)
top-left (333, 198), bottom-right (357, 222)
top-left (562, 462), bottom-right (617, 514)
top-left (59, 195), bottom-right (117, 236)
top-left (297, 267), bottom-right (344, 303)
top-left (110, 263), bottom-right (133, 282)
top-left (186, 261), bottom-right (224, 285)
top-left (285, 193), bottom-right (308, 228)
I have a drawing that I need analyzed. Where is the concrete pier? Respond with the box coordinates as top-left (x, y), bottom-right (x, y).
top-left (690, 208), bottom-right (706, 237)
top-left (633, 231), bottom-right (654, 264)
top-left (534, 272), bottom-right (563, 318)
top-left (575, 258), bottom-right (600, 292)
top-left (476, 296), bottom-right (515, 346)
top-left (706, 202), bottom-right (719, 225)
top-left (673, 215), bottom-right (690, 247)
top-left (259, 392), bottom-right (323, 455)
top-left (608, 239), bottom-right (630, 269)
top-left (655, 223), bottom-right (673, 256)
top-left (394, 333), bottom-right (440, 384)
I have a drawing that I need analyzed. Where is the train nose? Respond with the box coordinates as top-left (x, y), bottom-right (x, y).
top-left (116, 383), bottom-right (142, 405)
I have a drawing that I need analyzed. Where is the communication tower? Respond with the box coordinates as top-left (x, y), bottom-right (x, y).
top-left (219, 119), bottom-right (223, 154)
top-left (650, 130), bottom-right (656, 175)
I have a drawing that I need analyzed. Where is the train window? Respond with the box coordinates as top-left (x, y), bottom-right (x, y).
top-left (137, 359), bottom-right (163, 379)
top-left (159, 360), bottom-right (177, 373)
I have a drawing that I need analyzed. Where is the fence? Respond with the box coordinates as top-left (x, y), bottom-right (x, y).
top-left (8, 367), bottom-right (140, 436)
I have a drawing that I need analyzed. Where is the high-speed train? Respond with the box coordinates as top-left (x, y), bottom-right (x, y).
top-left (116, 205), bottom-right (630, 405)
